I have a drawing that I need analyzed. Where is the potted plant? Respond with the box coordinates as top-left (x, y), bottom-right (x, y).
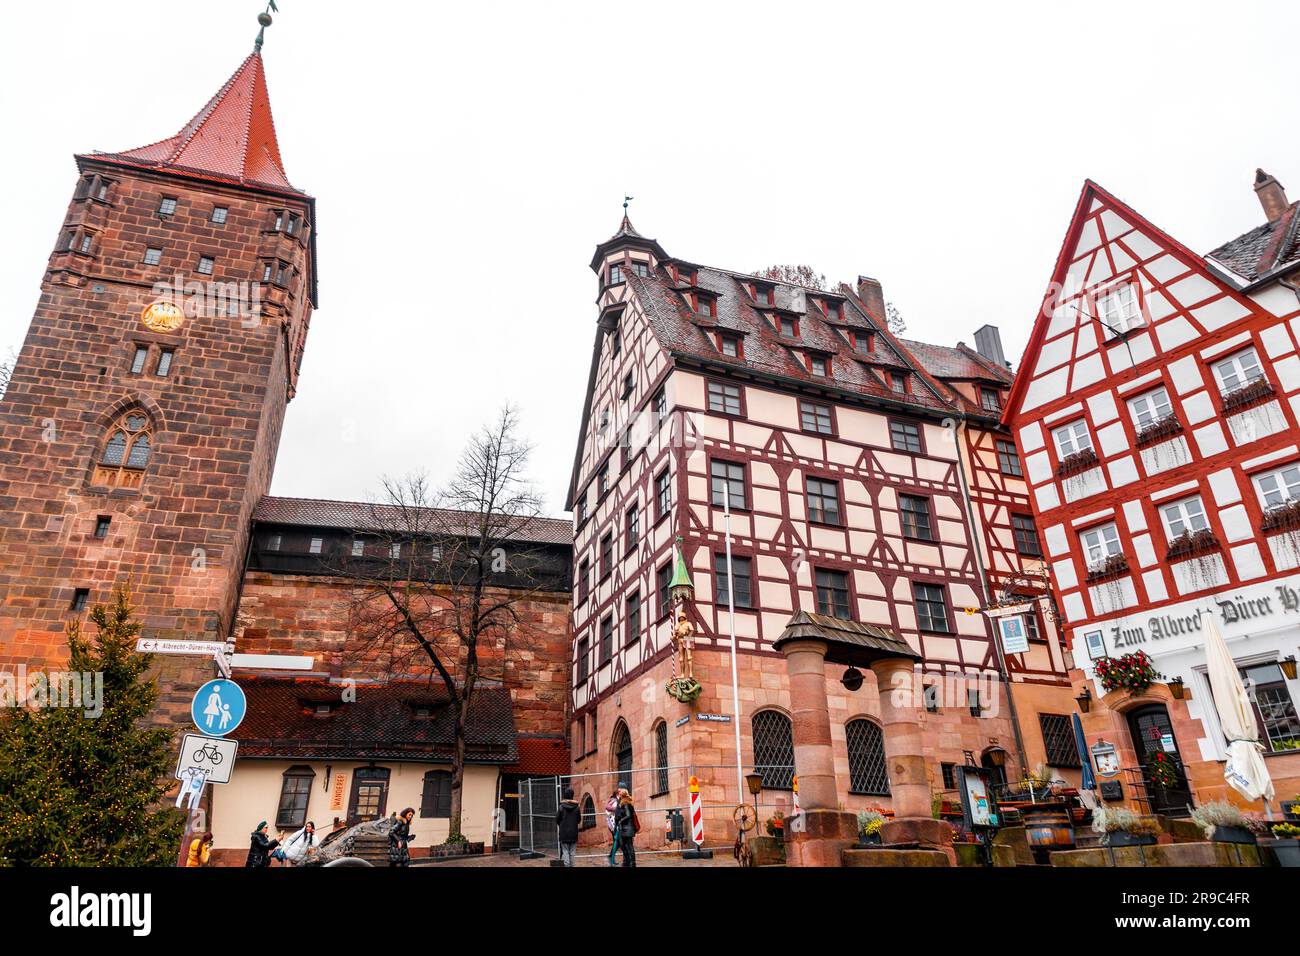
top-left (1092, 806), bottom-right (1161, 847)
top-left (764, 811), bottom-right (785, 838)
top-left (1094, 650), bottom-right (1158, 694)
top-left (1268, 822), bottom-right (1300, 867)
top-left (1282, 793), bottom-right (1300, 821)
top-left (1190, 801), bottom-right (1256, 845)
top-left (857, 809), bottom-right (884, 847)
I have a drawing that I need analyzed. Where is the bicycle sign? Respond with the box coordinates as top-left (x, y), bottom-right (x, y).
top-left (175, 733), bottom-right (238, 785)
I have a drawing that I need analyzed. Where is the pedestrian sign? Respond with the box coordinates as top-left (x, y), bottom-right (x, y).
top-left (190, 678), bottom-right (246, 736)
top-left (175, 733), bottom-right (238, 785)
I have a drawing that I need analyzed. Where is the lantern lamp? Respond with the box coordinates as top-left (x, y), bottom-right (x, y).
top-left (1282, 656), bottom-right (1298, 681)
top-left (1167, 676), bottom-right (1185, 700)
top-left (745, 772), bottom-right (764, 798)
top-left (1075, 685), bottom-right (1092, 714)
top-left (840, 667), bottom-right (864, 692)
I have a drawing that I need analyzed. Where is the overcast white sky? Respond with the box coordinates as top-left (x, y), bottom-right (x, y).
top-left (2, 1), bottom-right (1297, 515)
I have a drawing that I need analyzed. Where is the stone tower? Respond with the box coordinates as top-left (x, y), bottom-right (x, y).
top-left (0, 40), bottom-right (317, 710)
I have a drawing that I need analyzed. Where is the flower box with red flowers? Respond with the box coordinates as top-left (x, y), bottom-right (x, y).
top-left (1056, 447), bottom-right (1099, 478)
top-left (1094, 650), bottom-right (1158, 695)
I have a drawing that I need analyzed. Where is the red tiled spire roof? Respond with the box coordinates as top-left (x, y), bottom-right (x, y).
top-left (85, 51), bottom-right (297, 193)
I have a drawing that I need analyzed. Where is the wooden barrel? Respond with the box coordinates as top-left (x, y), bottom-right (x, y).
top-left (1021, 804), bottom-right (1075, 850)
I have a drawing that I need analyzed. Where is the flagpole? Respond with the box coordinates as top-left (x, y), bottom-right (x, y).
top-left (722, 484), bottom-right (745, 816)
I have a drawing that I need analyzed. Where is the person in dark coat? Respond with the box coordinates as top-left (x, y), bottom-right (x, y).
top-left (614, 789), bottom-right (638, 867)
top-left (554, 787), bottom-right (581, 867)
top-left (245, 821), bottom-right (280, 867)
top-left (389, 807), bottom-right (416, 867)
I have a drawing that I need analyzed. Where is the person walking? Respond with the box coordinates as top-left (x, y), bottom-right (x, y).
top-left (614, 788), bottom-right (639, 867)
top-left (280, 820), bottom-right (316, 866)
top-left (554, 787), bottom-right (581, 867)
top-left (245, 821), bottom-right (280, 867)
top-left (186, 831), bottom-right (213, 867)
top-left (604, 787), bottom-right (621, 867)
top-left (389, 807), bottom-right (416, 867)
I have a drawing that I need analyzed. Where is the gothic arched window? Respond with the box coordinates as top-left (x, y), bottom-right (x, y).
top-left (612, 720), bottom-right (633, 789)
top-left (846, 718), bottom-right (891, 796)
top-left (751, 710), bottom-right (794, 790)
top-left (652, 719), bottom-right (669, 796)
top-left (93, 411), bottom-right (153, 489)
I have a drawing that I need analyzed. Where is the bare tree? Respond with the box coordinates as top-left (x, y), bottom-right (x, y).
top-left (328, 406), bottom-right (548, 841)
top-left (0, 349), bottom-right (15, 402)
top-left (752, 264), bottom-right (826, 290)
top-left (885, 301), bottom-right (907, 335)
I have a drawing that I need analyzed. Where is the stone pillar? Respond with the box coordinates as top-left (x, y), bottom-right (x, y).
top-left (777, 638), bottom-right (857, 866)
top-left (870, 657), bottom-right (954, 861)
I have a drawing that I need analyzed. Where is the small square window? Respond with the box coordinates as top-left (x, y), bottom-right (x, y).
top-left (800, 400), bottom-right (834, 435)
top-left (267, 534), bottom-right (282, 551)
top-left (197, 256), bottom-right (215, 275)
top-left (900, 494), bottom-right (933, 540)
top-left (211, 207), bottom-right (229, 224)
top-left (890, 420), bottom-right (922, 454)
top-left (70, 589), bottom-right (90, 612)
top-left (707, 381), bottom-right (742, 415)
top-left (890, 372), bottom-right (908, 393)
top-left (719, 334), bottom-right (739, 357)
top-left (93, 516), bottom-right (111, 539)
top-left (156, 350), bottom-right (174, 377)
top-left (352, 538), bottom-right (365, 557)
top-left (778, 317), bottom-right (797, 337)
top-left (131, 347), bottom-right (149, 375)
top-left (143, 247), bottom-right (163, 266)
top-left (997, 440), bottom-right (1022, 477)
top-left (158, 197), bottom-right (177, 216)
top-left (1211, 347), bottom-right (1264, 395)
top-left (980, 388), bottom-right (1002, 413)
top-left (1052, 419), bottom-right (1092, 458)
top-left (79, 234), bottom-right (94, 254)
top-left (809, 355), bottom-right (828, 377)
top-left (309, 537), bottom-right (324, 555)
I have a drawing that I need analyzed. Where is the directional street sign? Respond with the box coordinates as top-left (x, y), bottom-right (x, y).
top-left (136, 638), bottom-right (231, 656)
top-left (190, 678), bottom-right (247, 737)
top-left (175, 733), bottom-right (238, 785)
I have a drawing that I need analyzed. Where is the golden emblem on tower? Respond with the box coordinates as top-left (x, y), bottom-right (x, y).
top-left (140, 300), bottom-right (186, 333)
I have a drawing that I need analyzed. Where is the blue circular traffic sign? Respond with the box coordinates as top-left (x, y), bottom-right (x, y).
top-left (191, 679), bottom-right (246, 736)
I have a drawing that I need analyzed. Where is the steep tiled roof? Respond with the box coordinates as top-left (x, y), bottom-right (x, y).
top-left (231, 678), bottom-right (518, 763)
top-left (1207, 203), bottom-right (1300, 284)
top-left (82, 51), bottom-right (298, 193)
top-left (253, 496), bottom-right (572, 545)
top-left (901, 339), bottom-right (1012, 383)
top-left (503, 735), bottom-right (571, 775)
top-left (630, 265), bottom-right (952, 414)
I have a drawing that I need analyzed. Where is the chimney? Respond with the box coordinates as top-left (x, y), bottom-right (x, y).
top-left (973, 325), bottom-right (1008, 368)
top-left (856, 275), bottom-right (886, 324)
top-left (1255, 168), bottom-right (1289, 222)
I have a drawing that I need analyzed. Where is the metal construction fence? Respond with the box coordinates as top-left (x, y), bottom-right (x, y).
top-left (519, 764), bottom-right (797, 860)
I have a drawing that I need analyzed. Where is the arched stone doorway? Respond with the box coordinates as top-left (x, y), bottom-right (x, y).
top-left (1125, 703), bottom-right (1193, 815)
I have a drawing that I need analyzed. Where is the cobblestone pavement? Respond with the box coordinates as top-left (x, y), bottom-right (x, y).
top-left (416, 846), bottom-right (739, 867)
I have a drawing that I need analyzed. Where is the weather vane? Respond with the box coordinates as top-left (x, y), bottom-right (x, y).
top-left (624, 195), bottom-right (634, 213)
top-left (254, 0), bottom-right (279, 53)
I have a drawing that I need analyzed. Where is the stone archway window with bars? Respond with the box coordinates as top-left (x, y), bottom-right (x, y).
top-left (751, 710), bottom-right (794, 790)
top-left (93, 411), bottom-right (153, 489)
top-left (652, 720), bottom-right (669, 796)
top-left (846, 718), bottom-right (891, 796)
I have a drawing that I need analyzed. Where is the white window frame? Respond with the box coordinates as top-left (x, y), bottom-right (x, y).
top-left (1211, 347), bottom-right (1263, 394)
top-left (1096, 283), bottom-right (1143, 337)
top-left (1127, 385), bottom-right (1172, 430)
top-left (1159, 495), bottom-right (1209, 539)
top-left (1080, 522), bottom-right (1121, 569)
top-left (1253, 463), bottom-right (1300, 511)
top-left (309, 536), bottom-right (323, 555)
top-left (1053, 419), bottom-right (1093, 458)
top-left (351, 538), bottom-right (365, 557)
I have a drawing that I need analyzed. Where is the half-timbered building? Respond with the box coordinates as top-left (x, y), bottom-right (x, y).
top-left (566, 218), bottom-right (1075, 840)
top-left (1005, 172), bottom-right (1300, 813)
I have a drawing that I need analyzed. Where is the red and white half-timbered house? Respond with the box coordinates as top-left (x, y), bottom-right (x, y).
top-left (565, 217), bottom-right (1075, 842)
top-left (1005, 173), bottom-right (1300, 813)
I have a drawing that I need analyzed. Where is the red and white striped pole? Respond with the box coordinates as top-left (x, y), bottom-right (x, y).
top-left (792, 774), bottom-right (801, 816)
top-left (689, 774), bottom-right (705, 847)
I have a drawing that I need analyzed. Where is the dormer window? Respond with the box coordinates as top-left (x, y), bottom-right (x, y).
top-left (412, 704), bottom-right (435, 720)
top-left (809, 355), bottom-right (829, 377)
top-left (608, 263), bottom-right (624, 286)
top-left (313, 703), bottom-right (334, 717)
top-left (752, 283), bottom-right (774, 306)
top-left (979, 387), bottom-right (1002, 413)
top-left (696, 294), bottom-right (717, 317)
top-left (676, 265), bottom-right (696, 286)
top-left (853, 331), bottom-right (874, 354)
top-left (778, 316), bottom-right (798, 337)
top-left (890, 371), bottom-right (909, 394)
top-left (1096, 283), bottom-right (1142, 338)
top-left (719, 333), bottom-right (741, 358)
top-left (824, 302), bottom-right (841, 321)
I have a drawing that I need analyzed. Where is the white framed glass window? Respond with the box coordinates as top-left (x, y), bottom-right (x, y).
top-left (1159, 495), bottom-right (1209, 538)
top-left (1097, 284), bottom-right (1142, 336)
top-left (309, 537), bottom-right (323, 555)
top-left (1211, 347), bottom-right (1264, 394)
top-left (1127, 386), bottom-right (1172, 429)
top-left (1080, 522), bottom-right (1121, 568)
top-left (1053, 419), bottom-right (1093, 457)
top-left (1253, 463), bottom-right (1300, 510)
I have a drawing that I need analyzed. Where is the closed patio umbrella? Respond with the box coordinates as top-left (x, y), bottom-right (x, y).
top-left (1202, 610), bottom-right (1275, 806)
top-left (1071, 712), bottom-right (1096, 790)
